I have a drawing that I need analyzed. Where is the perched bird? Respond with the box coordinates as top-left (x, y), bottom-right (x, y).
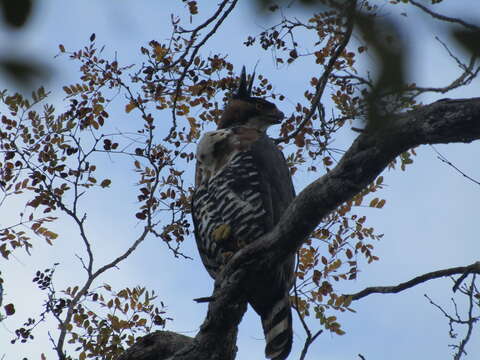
top-left (192, 67), bottom-right (295, 360)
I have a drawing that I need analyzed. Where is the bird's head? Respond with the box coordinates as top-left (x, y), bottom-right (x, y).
top-left (217, 67), bottom-right (284, 131)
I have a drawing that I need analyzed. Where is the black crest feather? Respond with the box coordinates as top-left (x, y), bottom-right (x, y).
top-left (234, 66), bottom-right (255, 99)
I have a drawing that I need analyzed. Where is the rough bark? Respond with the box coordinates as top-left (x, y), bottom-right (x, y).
top-left (118, 331), bottom-right (194, 360)
top-left (120, 97), bottom-right (480, 360)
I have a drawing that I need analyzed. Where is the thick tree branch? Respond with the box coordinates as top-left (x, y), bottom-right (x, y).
top-left (121, 97), bottom-right (480, 360)
top-left (201, 97), bottom-right (480, 359)
top-left (118, 331), bottom-right (194, 360)
top-left (229, 98), bottom-right (480, 269)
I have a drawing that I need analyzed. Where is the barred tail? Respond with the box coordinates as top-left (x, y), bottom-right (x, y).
top-left (260, 293), bottom-right (293, 360)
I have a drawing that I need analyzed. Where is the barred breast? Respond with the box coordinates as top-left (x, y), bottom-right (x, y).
top-left (192, 151), bottom-right (267, 278)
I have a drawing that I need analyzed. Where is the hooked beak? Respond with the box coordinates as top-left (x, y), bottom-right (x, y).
top-left (267, 108), bottom-right (284, 124)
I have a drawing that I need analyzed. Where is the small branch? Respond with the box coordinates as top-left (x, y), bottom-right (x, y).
top-left (294, 275), bottom-right (323, 360)
top-left (150, 228), bottom-right (193, 259)
top-left (293, 261), bottom-right (312, 338)
top-left (193, 296), bottom-right (215, 303)
top-left (454, 276), bottom-right (476, 360)
top-left (56, 227), bottom-right (151, 358)
top-left (424, 294), bottom-right (456, 327)
top-left (409, 37), bottom-right (479, 98)
top-left (453, 272), bottom-right (471, 292)
top-left (299, 329), bottom-right (323, 360)
top-left (275, 0), bottom-right (357, 144)
top-left (123, 95), bottom-right (480, 360)
top-left (425, 276), bottom-right (479, 360)
top-left (292, 256), bottom-right (324, 360)
top-left (348, 262), bottom-right (480, 301)
top-left (409, 0), bottom-right (480, 31)
top-left (330, 71), bottom-right (374, 88)
top-left (430, 145), bottom-right (480, 187)
top-left (168, 0), bottom-right (232, 69)
top-left (167, 0), bottom-right (238, 141)
top-left (435, 36), bottom-right (473, 73)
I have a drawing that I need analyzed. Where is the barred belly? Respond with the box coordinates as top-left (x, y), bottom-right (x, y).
top-left (192, 152), bottom-right (267, 278)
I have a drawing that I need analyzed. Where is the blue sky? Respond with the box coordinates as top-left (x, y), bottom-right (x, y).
top-left (1, 1), bottom-right (480, 359)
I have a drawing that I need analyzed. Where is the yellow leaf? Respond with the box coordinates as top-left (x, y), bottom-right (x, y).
top-left (353, 195), bottom-right (363, 206)
top-left (46, 231), bottom-right (58, 240)
top-left (330, 259), bottom-right (342, 270)
top-left (369, 198), bottom-right (379, 207)
top-left (137, 318), bottom-right (147, 327)
top-left (125, 101), bottom-right (137, 113)
top-left (154, 44), bottom-right (167, 61)
top-left (93, 104), bottom-right (104, 114)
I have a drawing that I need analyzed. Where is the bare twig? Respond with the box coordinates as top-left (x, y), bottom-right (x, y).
top-left (409, 0), bottom-right (480, 31)
top-left (430, 145), bottom-right (480, 187)
top-left (168, 0), bottom-right (231, 69)
top-left (275, 0), bottom-right (357, 144)
top-left (454, 277), bottom-right (476, 360)
top-left (55, 227), bottom-right (150, 359)
top-left (453, 272), bottom-right (471, 293)
top-left (292, 259), bottom-right (324, 360)
top-left (425, 276), bottom-right (479, 360)
top-left (167, 0), bottom-right (238, 141)
top-left (410, 37), bottom-right (479, 97)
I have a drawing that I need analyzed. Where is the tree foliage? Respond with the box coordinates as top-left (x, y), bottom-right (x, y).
top-left (1, 0), bottom-right (480, 359)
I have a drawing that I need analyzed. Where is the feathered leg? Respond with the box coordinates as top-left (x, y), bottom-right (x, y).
top-left (251, 291), bottom-right (293, 360)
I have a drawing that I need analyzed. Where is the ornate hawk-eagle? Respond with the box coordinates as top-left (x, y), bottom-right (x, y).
top-left (191, 67), bottom-right (295, 360)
